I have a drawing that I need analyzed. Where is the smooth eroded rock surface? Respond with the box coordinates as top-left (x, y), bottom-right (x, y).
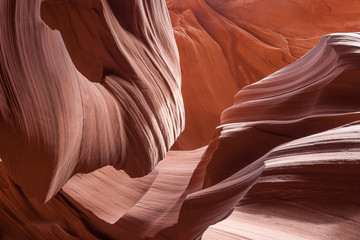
top-left (0, 0), bottom-right (184, 202)
top-left (0, 0), bottom-right (360, 239)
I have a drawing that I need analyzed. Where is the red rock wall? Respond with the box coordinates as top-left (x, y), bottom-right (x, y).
top-left (168, 0), bottom-right (360, 149)
top-left (0, 0), bottom-right (184, 202)
top-left (1, 0), bottom-right (360, 239)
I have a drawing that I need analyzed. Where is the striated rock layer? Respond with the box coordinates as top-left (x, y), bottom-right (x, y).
top-left (1, 0), bottom-right (360, 239)
top-left (168, 0), bottom-right (360, 149)
top-left (204, 122), bottom-right (360, 240)
top-left (0, 0), bottom-right (184, 202)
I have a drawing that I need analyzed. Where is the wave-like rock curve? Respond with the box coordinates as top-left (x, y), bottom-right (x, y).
top-left (1, 0), bottom-right (360, 239)
top-left (205, 121), bottom-right (360, 240)
top-left (0, 0), bottom-right (184, 202)
top-left (168, 0), bottom-right (360, 149)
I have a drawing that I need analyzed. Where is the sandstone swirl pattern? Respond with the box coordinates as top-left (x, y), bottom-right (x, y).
top-left (0, 0), bottom-right (184, 202)
top-left (168, 0), bottom-right (360, 149)
top-left (0, 0), bottom-right (360, 240)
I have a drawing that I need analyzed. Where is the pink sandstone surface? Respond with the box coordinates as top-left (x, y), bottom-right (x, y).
top-left (0, 0), bottom-right (360, 239)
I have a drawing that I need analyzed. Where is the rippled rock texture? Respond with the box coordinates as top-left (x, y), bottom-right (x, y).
top-left (0, 0), bottom-right (184, 202)
top-left (1, 0), bottom-right (360, 239)
top-left (168, 0), bottom-right (360, 149)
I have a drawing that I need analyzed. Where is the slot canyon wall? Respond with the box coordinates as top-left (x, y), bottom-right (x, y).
top-left (0, 0), bottom-right (360, 239)
top-left (168, 0), bottom-right (360, 149)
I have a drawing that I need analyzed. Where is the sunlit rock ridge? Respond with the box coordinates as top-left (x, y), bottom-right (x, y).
top-left (0, 0), bottom-right (360, 239)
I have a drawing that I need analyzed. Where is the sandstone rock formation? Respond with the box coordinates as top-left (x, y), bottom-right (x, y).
top-left (168, 0), bottom-right (360, 149)
top-left (0, 0), bottom-right (184, 202)
top-left (0, 0), bottom-right (360, 239)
